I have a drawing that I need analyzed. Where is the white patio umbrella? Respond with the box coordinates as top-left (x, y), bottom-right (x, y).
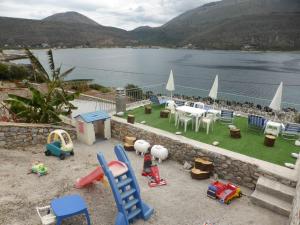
top-left (208, 75), bottom-right (218, 108)
top-left (209, 75), bottom-right (219, 100)
top-left (269, 82), bottom-right (283, 111)
top-left (166, 69), bottom-right (175, 99)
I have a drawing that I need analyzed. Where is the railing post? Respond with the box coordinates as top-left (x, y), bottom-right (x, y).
top-left (115, 88), bottom-right (126, 113)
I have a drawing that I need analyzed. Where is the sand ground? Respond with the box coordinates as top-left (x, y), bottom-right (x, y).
top-left (0, 139), bottom-right (288, 225)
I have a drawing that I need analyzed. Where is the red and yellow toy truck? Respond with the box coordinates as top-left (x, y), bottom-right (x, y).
top-left (207, 181), bottom-right (242, 204)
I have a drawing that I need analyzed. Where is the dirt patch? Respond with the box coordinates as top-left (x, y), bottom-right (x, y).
top-left (0, 139), bottom-right (287, 225)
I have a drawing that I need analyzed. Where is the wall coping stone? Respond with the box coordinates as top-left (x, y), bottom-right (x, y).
top-left (0, 122), bottom-right (76, 130)
top-left (112, 116), bottom-right (298, 183)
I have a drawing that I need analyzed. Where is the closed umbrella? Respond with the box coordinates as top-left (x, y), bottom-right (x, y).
top-left (209, 75), bottom-right (218, 100)
top-left (166, 69), bottom-right (175, 99)
top-left (269, 82), bottom-right (283, 111)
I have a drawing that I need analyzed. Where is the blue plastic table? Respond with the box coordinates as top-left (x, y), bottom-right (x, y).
top-left (51, 195), bottom-right (91, 225)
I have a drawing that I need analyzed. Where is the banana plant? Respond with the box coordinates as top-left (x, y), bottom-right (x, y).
top-left (5, 49), bottom-right (79, 123)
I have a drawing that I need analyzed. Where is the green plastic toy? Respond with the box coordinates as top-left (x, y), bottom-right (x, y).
top-left (32, 163), bottom-right (48, 176)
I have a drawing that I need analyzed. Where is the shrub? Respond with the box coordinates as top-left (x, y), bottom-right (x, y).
top-left (9, 65), bottom-right (31, 80)
top-left (89, 83), bottom-right (110, 93)
top-left (0, 63), bottom-right (9, 80)
top-left (295, 113), bottom-right (300, 123)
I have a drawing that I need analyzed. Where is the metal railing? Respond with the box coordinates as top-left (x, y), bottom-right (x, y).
top-left (125, 83), bottom-right (300, 111)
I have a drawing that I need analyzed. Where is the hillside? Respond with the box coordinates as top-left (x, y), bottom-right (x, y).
top-left (43, 11), bottom-right (99, 26)
top-left (0, 0), bottom-right (300, 50)
top-left (0, 12), bottom-right (134, 48)
top-left (131, 0), bottom-right (300, 50)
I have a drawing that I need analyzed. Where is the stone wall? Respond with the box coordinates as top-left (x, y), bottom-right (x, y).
top-left (289, 168), bottom-right (300, 225)
top-left (0, 122), bottom-right (76, 149)
top-left (111, 117), bottom-right (297, 189)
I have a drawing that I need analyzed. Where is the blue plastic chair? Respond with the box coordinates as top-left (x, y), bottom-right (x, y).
top-left (149, 95), bottom-right (167, 105)
top-left (248, 114), bottom-right (267, 132)
top-left (220, 110), bottom-right (234, 124)
top-left (282, 123), bottom-right (300, 140)
top-left (51, 195), bottom-right (91, 225)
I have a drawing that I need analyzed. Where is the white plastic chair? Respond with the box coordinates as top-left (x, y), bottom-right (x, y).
top-left (200, 114), bottom-right (214, 134)
top-left (36, 206), bottom-right (56, 225)
top-left (177, 112), bottom-right (193, 132)
top-left (165, 100), bottom-right (177, 122)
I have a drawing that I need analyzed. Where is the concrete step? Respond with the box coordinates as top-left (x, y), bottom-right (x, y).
top-left (256, 176), bottom-right (295, 203)
top-left (251, 189), bottom-right (292, 217)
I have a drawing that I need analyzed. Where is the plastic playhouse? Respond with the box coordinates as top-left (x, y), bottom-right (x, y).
top-left (45, 130), bottom-right (74, 160)
top-left (97, 144), bottom-right (154, 225)
top-left (207, 181), bottom-right (242, 204)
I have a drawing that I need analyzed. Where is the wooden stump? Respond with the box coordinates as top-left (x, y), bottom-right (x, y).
top-left (264, 135), bottom-right (276, 147)
top-left (124, 136), bottom-right (136, 145)
top-left (230, 128), bottom-right (241, 138)
top-left (124, 136), bottom-right (136, 151)
top-left (124, 143), bottom-right (135, 151)
top-left (191, 168), bottom-right (210, 180)
top-left (195, 158), bottom-right (214, 172)
top-left (127, 114), bottom-right (135, 124)
top-left (144, 105), bottom-right (152, 114)
top-left (160, 110), bottom-right (169, 118)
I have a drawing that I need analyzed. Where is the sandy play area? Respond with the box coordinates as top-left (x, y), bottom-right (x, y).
top-left (0, 139), bottom-right (287, 225)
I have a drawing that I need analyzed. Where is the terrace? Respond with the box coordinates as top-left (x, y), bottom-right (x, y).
top-left (122, 104), bottom-right (299, 166)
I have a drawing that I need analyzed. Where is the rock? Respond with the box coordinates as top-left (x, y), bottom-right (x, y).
top-left (212, 141), bottom-right (219, 146)
top-left (295, 140), bottom-right (300, 146)
top-left (116, 112), bottom-right (124, 117)
top-left (183, 161), bottom-right (192, 170)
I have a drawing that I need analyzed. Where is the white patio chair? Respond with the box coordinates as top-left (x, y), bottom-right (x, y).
top-left (199, 114), bottom-right (214, 134)
top-left (165, 100), bottom-right (177, 122)
top-left (177, 112), bottom-right (193, 132)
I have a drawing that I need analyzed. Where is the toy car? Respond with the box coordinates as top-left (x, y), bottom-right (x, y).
top-left (207, 181), bottom-right (241, 204)
top-left (45, 129), bottom-right (74, 160)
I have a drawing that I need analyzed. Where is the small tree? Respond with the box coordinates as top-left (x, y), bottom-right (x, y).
top-left (5, 49), bottom-right (78, 123)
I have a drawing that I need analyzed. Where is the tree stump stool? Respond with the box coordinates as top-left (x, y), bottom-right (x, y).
top-left (191, 168), bottom-right (210, 180)
top-left (144, 105), bottom-right (152, 114)
top-left (127, 114), bottom-right (135, 124)
top-left (124, 136), bottom-right (136, 151)
top-left (194, 158), bottom-right (214, 172)
top-left (160, 110), bottom-right (169, 118)
top-left (264, 135), bottom-right (276, 147)
top-left (230, 128), bottom-right (241, 138)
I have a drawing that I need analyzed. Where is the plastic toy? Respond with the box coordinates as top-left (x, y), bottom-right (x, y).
top-left (207, 181), bottom-right (241, 204)
top-left (150, 145), bottom-right (168, 163)
top-left (36, 205), bottom-right (56, 225)
top-left (142, 151), bottom-right (167, 187)
top-left (45, 129), bottom-right (74, 160)
top-left (32, 162), bottom-right (48, 176)
top-left (97, 144), bottom-right (153, 225)
top-left (75, 162), bottom-right (126, 189)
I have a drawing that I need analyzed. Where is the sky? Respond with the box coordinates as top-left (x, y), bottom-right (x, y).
top-left (0, 0), bottom-right (214, 30)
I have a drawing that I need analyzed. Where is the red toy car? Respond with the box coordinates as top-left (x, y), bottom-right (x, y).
top-left (207, 181), bottom-right (242, 204)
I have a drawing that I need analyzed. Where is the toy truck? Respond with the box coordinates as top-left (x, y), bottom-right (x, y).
top-left (207, 181), bottom-right (241, 204)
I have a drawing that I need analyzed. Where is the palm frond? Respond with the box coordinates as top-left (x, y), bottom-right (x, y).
top-left (47, 49), bottom-right (55, 74)
top-left (25, 48), bottom-right (50, 81)
top-left (60, 67), bottom-right (75, 79)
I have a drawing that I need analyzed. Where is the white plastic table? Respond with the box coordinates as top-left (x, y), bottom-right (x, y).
top-left (176, 106), bottom-right (206, 132)
top-left (264, 121), bottom-right (284, 136)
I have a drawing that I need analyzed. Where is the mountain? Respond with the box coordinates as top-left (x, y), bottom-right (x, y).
top-left (0, 12), bottom-right (134, 48)
top-left (131, 0), bottom-right (300, 50)
top-left (0, 0), bottom-right (300, 50)
top-left (43, 11), bottom-right (99, 26)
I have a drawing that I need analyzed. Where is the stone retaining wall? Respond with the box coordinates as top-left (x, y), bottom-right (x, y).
top-left (0, 122), bottom-right (76, 149)
top-left (111, 117), bottom-right (297, 189)
top-left (289, 166), bottom-right (300, 225)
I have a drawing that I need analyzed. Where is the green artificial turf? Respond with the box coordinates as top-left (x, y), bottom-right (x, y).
top-left (124, 105), bottom-right (299, 166)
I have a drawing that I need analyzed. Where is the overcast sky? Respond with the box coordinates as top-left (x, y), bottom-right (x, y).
top-left (0, 0), bottom-right (214, 30)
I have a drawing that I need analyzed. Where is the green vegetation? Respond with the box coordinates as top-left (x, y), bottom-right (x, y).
top-left (5, 49), bottom-right (78, 123)
top-left (89, 83), bottom-right (110, 93)
top-left (124, 105), bottom-right (298, 166)
top-left (0, 63), bottom-right (31, 80)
